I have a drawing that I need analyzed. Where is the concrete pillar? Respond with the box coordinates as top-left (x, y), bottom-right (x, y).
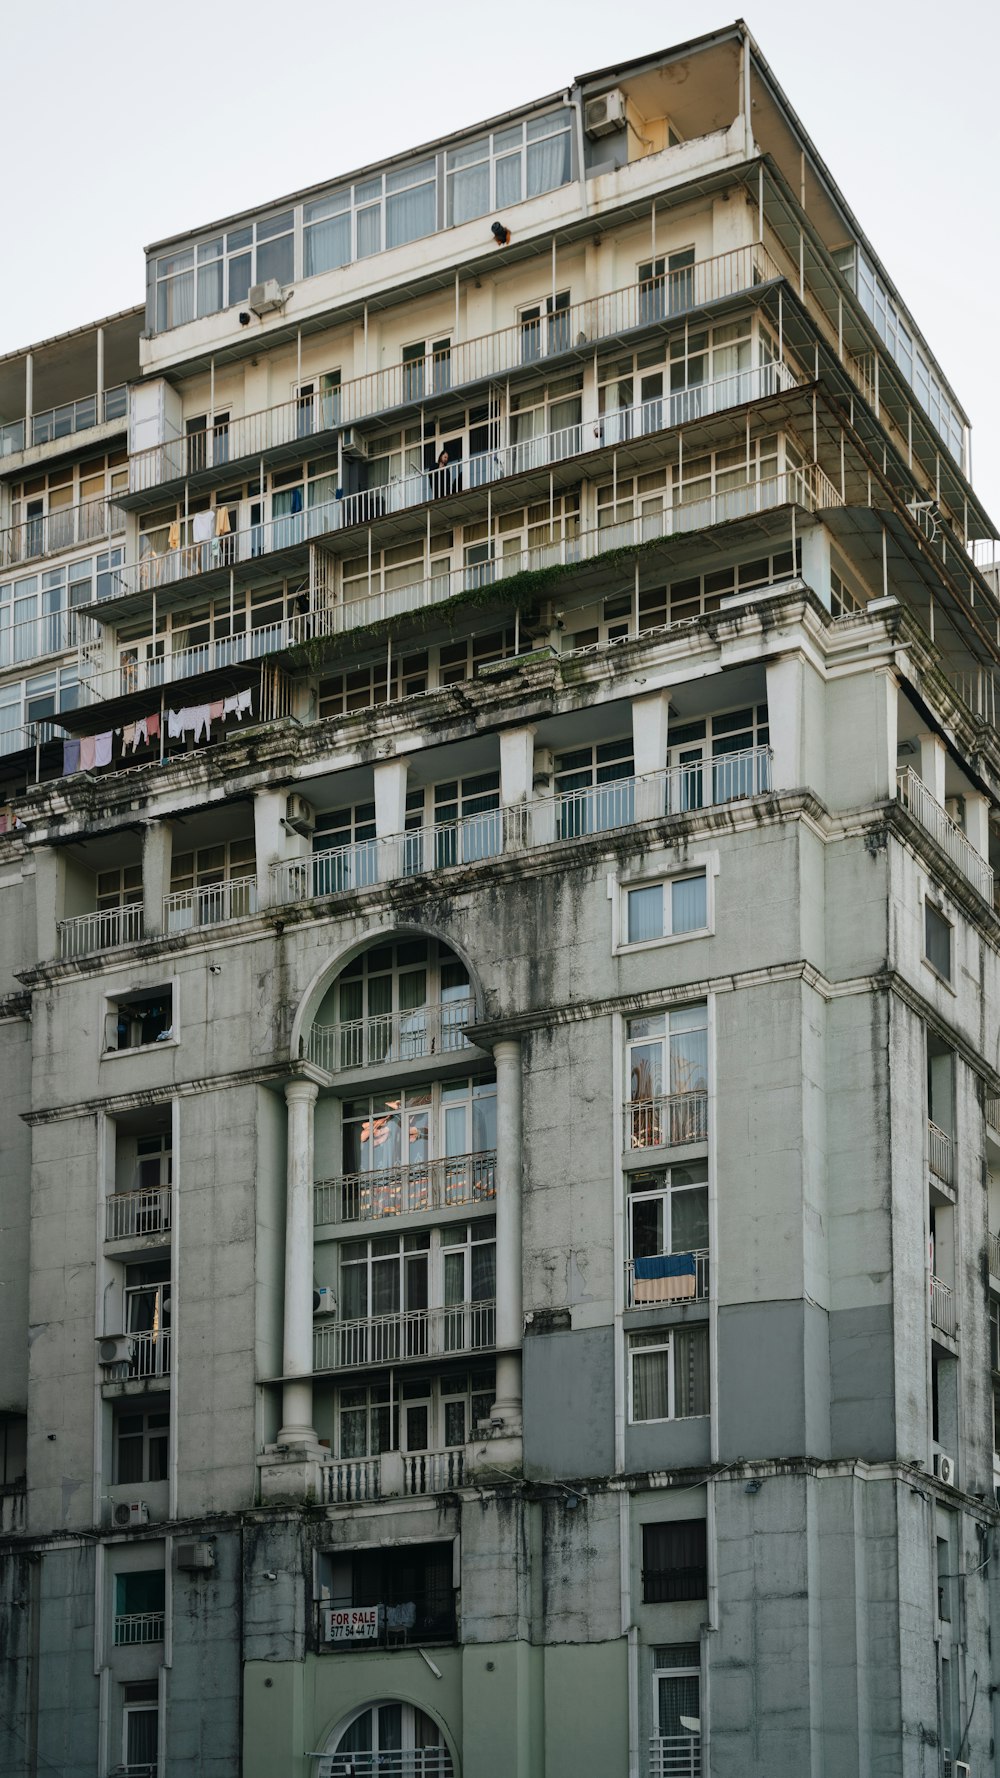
top-left (500, 726), bottom-right (535, 848)
top-left (141, 820), bottom-right (172, 938)
top-left (492, 1039), bottom-right (523, 1429)
top-left (25, 352), bottom-right (33, 422)
top-left (33, 847), bottom-right (66, 962)
top-left (254, 786), bottom-right (307, 910)
top-left (917, 732), bottom-right (947, 807)
top-left (374, 757), bottom-right (408, 879)
top-left (800, 524), bottom-right (831, 609)
top-left (279, 1080), bottom-right (319, 1445)
top-left (964, 792), bottom-right (991, 861)
top-left (632, 689), bottom-right (670, 820)
top-left (96, 326), bottom-right (105, 402)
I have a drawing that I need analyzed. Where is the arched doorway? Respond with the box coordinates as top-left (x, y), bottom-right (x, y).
top-left (319, 1699), bottom-right (455, 1776)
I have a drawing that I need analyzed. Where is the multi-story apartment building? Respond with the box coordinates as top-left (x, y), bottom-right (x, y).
top-left (3, 19), bottom-right (1000, 1777)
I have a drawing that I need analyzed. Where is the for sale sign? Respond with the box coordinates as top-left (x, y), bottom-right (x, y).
top-left (323, 1606), bottom-right (380, 1641)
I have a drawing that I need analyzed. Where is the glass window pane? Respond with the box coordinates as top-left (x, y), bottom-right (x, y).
top-left (357, 205), bottom-right (381, 259)
top-left (671, 875), bottom-right (706, 933)
top-left (628, 884), bottom-right (662, 943)
top-left (527, 131), bottom-right (571, 198)
top-left (496, 153), bottom-right (521, 207)
top-left (450, 164), bottom-right (490, 226)
top-left (386, 182), bottom-right (436, 250)
top-left (633, 1344), bottom-right (670, 1419)
top-left (257, 233), bottom-right (293, 286)
top-left (304, 212), bottom-right (351, 277)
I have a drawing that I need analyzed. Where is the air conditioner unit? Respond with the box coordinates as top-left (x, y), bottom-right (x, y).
top-left (584, 89), bottom-right (627, 138)
top-left (340, 427), bottom-right (368, 460)
top-left (314, 1286), bottom-right (337, 1316)
top-left (935, 1450), bottom-right (956, 1486)
top-left (248, 280), bottom-right (285, 316)
top-left (176, 1540), bottom-right (215, 1571)
top-left (285, 793), bottom-right (316, 836)
top-left (112, 1501), bottom-right (149, 1529)
top-left (98, 1335), bottom-right (135, 1367)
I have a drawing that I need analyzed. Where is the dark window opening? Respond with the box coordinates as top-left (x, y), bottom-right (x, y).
top-left (642, 1520), bottom-right (708, 1602)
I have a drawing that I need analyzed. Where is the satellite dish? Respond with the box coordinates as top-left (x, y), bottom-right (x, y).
top-left (680, 1716), bottom-right (701, 1733)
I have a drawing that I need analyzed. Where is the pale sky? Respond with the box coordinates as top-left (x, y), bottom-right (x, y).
top-left (2, 0), bottom-right (998, 522)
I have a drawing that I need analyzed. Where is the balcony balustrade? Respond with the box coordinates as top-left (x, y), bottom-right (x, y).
top-left (104, 1329), bottom-right (171, 1381)
top-left (307, 996), bottom-right (477, 1072)
top-left (896, 768), bottom-right (994, 903)
top-left (626, 1250), bottom-right (710, 1304)
top-left (58, 904), bottom-right (144, 960)
top-left (316, 1749), bottom-right (453, 1777)
top-left (320, 1446), bottom-right (468, 1505)
top-left (106, 1187), bottom-right (171, 1242)
top-left (124, 245), bottom-right (782, 497)
top-left (163, 876), bottom-right (258, 932)
top-left (989, 1230), bottom-right (1000, 1281)
top-left (649, 1736), bottom-right (702, 1778)
top-left (112, 1611), bottom-right (164, 1647)
top-left (0, 386), bottom-right (127, 459)
top-left (930, 1275), bottom-right (956, 1338)
top-left (986, 1093), bottom-right (1000, 1134)
top-left (313, 1300), bottom-right (495, 1371)
top-left (625, 1092), bottom-right (709, 1152)
top-left (928, 1119), bottom-right (954, 1186)
top-left (314, 1151), bottom-right (496, 1227)
top-left (274, 749), bottom-right (773, 913)
top-left (0, 494), bottom-right (125, 569)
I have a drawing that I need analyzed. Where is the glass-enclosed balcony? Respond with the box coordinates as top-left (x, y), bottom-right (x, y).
top-left (0, 386), bottom-right (127, 460)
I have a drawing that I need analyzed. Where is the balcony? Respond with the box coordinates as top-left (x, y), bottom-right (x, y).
top-left (930, 1275), bottom-right (956, 1338)
top-left (316, 1752), bottom-right (452, 1778)
top-left (0, 386), bottom-right (127, 459)
top-left (313, 1300), bottom-right (495, 1371)
top-left (321, 1445), bottom-right (469, 1505)
top-left (163, 876), bottom-right (258, 932)
top-left (307, 997), bottom-right (478, 1072)
top-left (58, 905), bottom-right (144, 961)
top-left (0, 494), bottom-right (125, 569)
top-left (2, 606), bottom-right (96, 673)
top-left (274, 749), bottom-right (774, 914)
top-left (625, 1093), bottom-right (709, 1152)
top-left (106, 1187), bottom-right (171, 1243)
top-left (928, 1119), bottom-right (954, 1186)
top-left (896, 768), bottom-right (994, 904)
top-left (112, 1611), bottom-right (164, 1647)
top-left (650, 1736), bottom-right (701, 1778)
top-left (986, 1093), bottom-right (1000, 1135)
top-left (102, 1329), bottom-right (171, 1382)
top-left (627, 1250), bottom-right (710, 1305)
top-left (314, 1151), bottom-right (496, 1227)
top-left (989, 1230), bottom-right (1000, 1281)
top-left (103, 358), bottom-right (800, 620)
top-left (123, 245), bottom-right (782, 500)
top-left (0, 1482), bottom-right (26, 1534)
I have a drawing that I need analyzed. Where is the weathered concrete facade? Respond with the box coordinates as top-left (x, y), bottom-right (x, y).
top-left (2, 19), bottom-right (1000, 1778)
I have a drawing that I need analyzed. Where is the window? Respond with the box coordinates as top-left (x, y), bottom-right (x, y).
top-left (321, 1543), bottom-right (457, 1644)
top-left (0, 1414), bottom-right (26, 1486)
top-left (304, 192), bottom-right (351, 276)
top-left (312, 802), bottom-right (378, 893)
top-left (445, 109), bottom-right (572, 225)
top-left (441, 1369), bottom-right (495, 1447)
top-left (323, 1701), bottom-right (453, 1771)
top-left (341, 1077), bottom-right (496, 1176)
top-left (402, 338), bottom-right (452, 403)
top-left (168, 835), bottom-right (256, 927)
top-left (652, 1645), bottom-right (701, 1760)
top-left (519, 292), bottom-right (571, 363)
top-left (122, 1681), bottom-right (158, 1775)
top-left (628, 1165), bottom-right (709, 1302)
top-left (97, 864), bottom-right (143, 913)
top-left (114, 1570), bottom-right (165, 1644)
top-left (105, 987), bottom-right (173, 1052)
top-left (639, 248), bottom-right (696, 321)
top-left (630, 1327), bottom-right (709, 1421)
top-left (332, 937), bottom-right (473, 1067)
top-left (336, 1368), bottom-right (495, 1459)
top-left (626, 1006), bottom-right (708, 1148)
top-left (441, 1220), bottom-right (497, 1349)
top-left (925, 902), bottom-right (952, 981)
top-left (555, 738), bottom-right (635, 837)
top-left (990, 1299), bottom-right (1000, 1374)
top-left (114, 1406), bottom-right (169, 1485)
top-left (123, 1260), bottom-right (171, 1380)
top-left (642, 1521), bottom-right (708, 1602)
top-left (430, 772), bottom-right (502, 866)
top-left (625, 874), bottom-right (708, 944)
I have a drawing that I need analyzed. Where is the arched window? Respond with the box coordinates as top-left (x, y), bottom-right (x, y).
top-left (320, 1699), bottom-right (454, 1776)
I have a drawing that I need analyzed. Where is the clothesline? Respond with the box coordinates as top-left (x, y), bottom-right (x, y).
top-left (62, 687), bottom-right (254, 778)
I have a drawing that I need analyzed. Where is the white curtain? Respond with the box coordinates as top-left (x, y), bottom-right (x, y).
top-left (387, 181), bottom-right (436, 250)
top-left (671, 876), bottom-right (706, 934)
top-left (527, 133), bottom-right (570, 197)
top-left (633, 1342), bottom-right (671, 1420)
top-left (673, 1326), bottom-right (709, 1416)
top-left (628, 884), bottom-right (663, 943)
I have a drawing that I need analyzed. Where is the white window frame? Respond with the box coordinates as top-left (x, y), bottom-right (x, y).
top-left (612, 857), bottom-right (716, 954)
top-left (628, 1326), bottom-right (710, 1424)
top-left (102, 979), bottom-right (179, 1058)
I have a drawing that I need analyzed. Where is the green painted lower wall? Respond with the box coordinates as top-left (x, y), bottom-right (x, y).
top-left (243, 1638), bottom-right (628, 1778)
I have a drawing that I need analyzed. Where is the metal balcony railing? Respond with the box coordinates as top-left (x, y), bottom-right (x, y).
top-left (314, 1151), bottom-right (496, 1226)
top-left (986, 1093), bottom-right (1000, 1133)
top-left (119, 1329), bottom-right (171, 1380)
top-left (308, 996), bottom-right (477, 1072)
top-left (163, 875), bottom-right (258, 932)
top-left (896, 767), bottom-right (994, 903)
top-left (112, 1611), bottom-right (164, 1647)
top-left (626, 1250), bottom-right (710, 1304)
top-left (625, 1092), bottom-right (709, 1151)
top-left (0, 494), bottom-right (125, 568)
top-left (273, 749), bottom-right (773, 910)
top-left (316, 1749), bottom-right (453, 1777)
top-left (124, 245), bottom-right (782, 495)
top-left (928, 1119), bottom-right (954, 1186)
top-left (930, 1275), bottom-right (956, 1338)
top-left (990, 1230), bottom-right (1000, 1280)
top-left (649, 1735), bottom-right (702, 1778)
top-left (58, 904), bottom-right (144, 960)
top-left (0, 386), bottom-right (127, 458)
top-left (106, 1187), bottom-right (171, 1242)
top-left (314, 1300), bottom-right (495, 1371)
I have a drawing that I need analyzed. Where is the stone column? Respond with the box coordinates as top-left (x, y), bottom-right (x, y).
top-left (631, 689), bottom-right (670, 821)
top-left (254, 786), bottom-right (308, 911)
top-left (917, 732), bottom-right (947, 806)
top-left (492, 1039), bottom-right (523, 1428)
top-left (500, 726), bottom-right (535, 848)
top-left (374, 757), bottom-right (408, 880)
top-left (279, 1080), bottom-right (319, 1445)
top-left (964, 792), bottom-right (991, 862)
top-left (141, 820), bottom-right (172, 939)
top-left (799, 525), bottom-right (831, 609)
